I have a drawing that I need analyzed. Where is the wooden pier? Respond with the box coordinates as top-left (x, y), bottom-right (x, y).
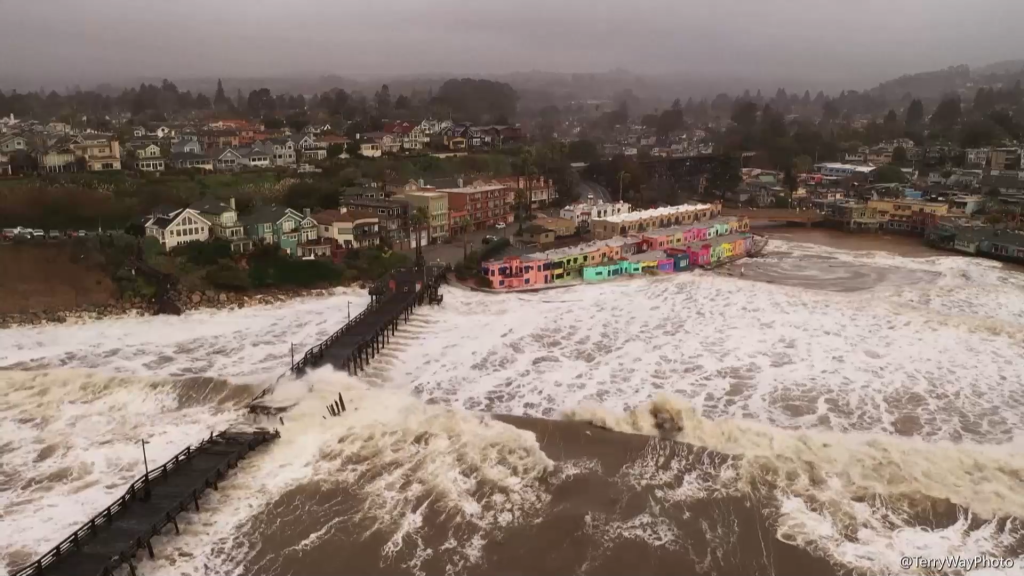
top-left (11, 430), bottom-right (279, 576)
top-left (288, 264), bottom-right (447, 378)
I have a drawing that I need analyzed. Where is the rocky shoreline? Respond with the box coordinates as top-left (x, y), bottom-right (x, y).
top-left (0, 286), bottom-right (339, 329)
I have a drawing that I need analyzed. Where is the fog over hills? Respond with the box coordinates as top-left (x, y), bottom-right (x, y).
top-left (3, 0), bottom-right (1024, 101)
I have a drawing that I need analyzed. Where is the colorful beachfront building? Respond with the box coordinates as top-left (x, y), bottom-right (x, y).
top-left (480, 216), bottom-right (754, 290)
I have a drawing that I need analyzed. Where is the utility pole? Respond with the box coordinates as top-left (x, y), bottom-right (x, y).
top-left (290, 342), bottom-right (294, 366)
top-left (140, 439), bottom-right (149, 476)
top-left (348, 301), bottom-right (351, 321)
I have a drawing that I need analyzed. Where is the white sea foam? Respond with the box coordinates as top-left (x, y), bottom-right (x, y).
top-left (0, 370), bottom-right (249, 573)
top-left (0, 288), bottom-right (370, 379)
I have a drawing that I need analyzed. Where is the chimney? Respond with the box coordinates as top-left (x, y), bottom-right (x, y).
top-left (229, 197), bottom-right (236, 210)
top-left (418, 178), bottom-right (425, 187)
top-left (303, 208), bottom-right (311, 218)
top-left (457, 178), bottom-right (464, 188)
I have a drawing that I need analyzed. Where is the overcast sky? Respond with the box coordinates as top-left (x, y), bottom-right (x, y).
top-left (2, 0), bottom-right (1024, 88)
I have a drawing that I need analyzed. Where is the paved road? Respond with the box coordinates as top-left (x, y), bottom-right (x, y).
top-left (576, 180), bottom-right (612, 203)
top-left (401, 225), bottom-right (519, 266)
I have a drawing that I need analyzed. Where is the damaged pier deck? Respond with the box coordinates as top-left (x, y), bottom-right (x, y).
top-left (12, 430), bottom-right (279, 576)
top-left (289, 265), bottom-right (447, 377)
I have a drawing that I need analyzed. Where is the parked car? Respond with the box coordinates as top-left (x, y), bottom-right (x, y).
top-left (48, 230), bottom-right (60, 239)
top-left (32, 229), bottom-right (45, 238)
top-left (2, 228), bottom-right (16, 241)
top-left (482, 235), bottom-right (497, 245)
top-left (65, 230), bottom-right (78, 238)
top-left (78, 230), bottom-right (89, 237)
top-left (495, 223), bottom-right (506, 229)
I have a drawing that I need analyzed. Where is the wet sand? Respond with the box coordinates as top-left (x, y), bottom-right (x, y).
top-left (761, 227), bottom-right (949, 258)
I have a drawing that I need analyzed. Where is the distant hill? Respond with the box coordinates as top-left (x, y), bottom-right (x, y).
top-left (974, 60), bottom-right (1024, 76)
top-left (867, 60), bottom-right (1024, 102)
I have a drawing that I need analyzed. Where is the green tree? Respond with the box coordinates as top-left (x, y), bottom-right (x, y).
top-left (929, 96), bottom-right (962, 131)
top-left (793, 155), bottom-right (814, 174)
top-left (374, 84), bottom-right (392, 117)
top-left (704, 155), bottom-right (742, 198)
top-left (873, 164), bottom-right (906, 184)
top-left (567, 140), bottom-right (599, 164)
top-left (892, 146), bottom-right (908, 165)
top-left (782, 167), bottom-right (798, 208)
top-left (905, 99), bottom-right (925, 128)
top-left (731, 101), bottom-right (760, 130)
top-left (214, 78), bottom-right (229, 109)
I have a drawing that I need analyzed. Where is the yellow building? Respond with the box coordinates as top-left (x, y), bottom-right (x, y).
top-left (394, 190), bottom-right (449, 242)
top-left (867, 199), bottom-right (948, 223)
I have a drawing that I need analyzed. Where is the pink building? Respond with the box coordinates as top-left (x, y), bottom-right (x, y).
top-left (480, 255), bottom-right (547, 289)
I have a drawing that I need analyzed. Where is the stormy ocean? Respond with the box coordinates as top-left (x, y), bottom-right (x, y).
top-left (2, 236), bottom-right (1023, 576)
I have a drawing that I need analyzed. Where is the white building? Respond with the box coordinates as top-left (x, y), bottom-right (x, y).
top-left (814, 163), bottom-right (878, 178)
top-left (560, 197), bottom-right (632, 227)
top-left (143, 208), bottom-right (211, 251)
top-left (965, 148), bottom-right (990, 166)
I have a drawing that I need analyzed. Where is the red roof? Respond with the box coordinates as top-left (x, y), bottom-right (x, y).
top-left (383, 121), bottom-right (415, 135)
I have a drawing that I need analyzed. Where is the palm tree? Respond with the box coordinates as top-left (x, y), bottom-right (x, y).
top-left (520, 147), bottom-right (536, 217)
top-left (410, 206), bottom-right (429, 267)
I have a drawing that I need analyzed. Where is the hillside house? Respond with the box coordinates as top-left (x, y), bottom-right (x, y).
top-left (143, 208), bottom-right (211, 251)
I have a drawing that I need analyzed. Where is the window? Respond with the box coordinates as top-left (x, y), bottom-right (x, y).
top-left (499, 280), bottom-right (505, 287)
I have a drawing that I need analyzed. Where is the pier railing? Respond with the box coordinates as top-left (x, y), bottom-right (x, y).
top-left (12, 432), bottom-right (242, 576)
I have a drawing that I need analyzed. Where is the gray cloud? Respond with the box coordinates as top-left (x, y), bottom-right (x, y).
top-left (2, 0), bottom-right (1023, 89)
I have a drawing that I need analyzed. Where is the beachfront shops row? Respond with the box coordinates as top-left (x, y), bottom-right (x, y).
top-left (926, 221), bottom-right (1024, 263)
top-left (480, 216), bottom-right (753, 290)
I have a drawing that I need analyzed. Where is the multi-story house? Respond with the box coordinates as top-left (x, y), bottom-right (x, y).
top-left (169, 152), bottom-right (214, 171)
top-left (171, 139), bottom-right (202, 154)
top-left (495, 175), bottom-right (556, 208)
top-left (437, 181), bottom-right (514, 232)
top-left (393, 190), bottom-right (447, 243)
top-left (128, 142), bottom-right (165, 172)
top-left (311, 208), bottom-right (381, 249)
top-left (965, 148), bottom-right (990, 166)
top-left (240, 205), bottom-right (318, 257)
top-left (35, 146), bottom-right (77, 173)
top-left (199, 129), bottom-right (240, 149)
top-left (206, 148), bottom-right (245, 171)
top-left (338, 197), bottom-right (410, 245)
top-left (867, 199), bottom-right (948, 232)
top-left (360, 132), bottom-right (401, 154)
top-left (188, 197), bottom-right (252, 252)
top-left (143, 207), bottom-right (211, 252)
top-left (0, 135), bottom-right (27, 153)
top-left (253, 138), bottom-right (296, 166)
top-left (72, 136), bottom-right (121, 171)
top-left (237, 148), bottom-right (272, 168)
top-left (990, 148), bottom-right (1021, 171)
top-left (290, 134), bottom-right (327, 161)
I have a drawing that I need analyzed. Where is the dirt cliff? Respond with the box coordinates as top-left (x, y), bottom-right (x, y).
top-left (0, 242), bottom-right (118, 315)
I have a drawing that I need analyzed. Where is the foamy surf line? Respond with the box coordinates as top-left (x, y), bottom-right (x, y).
top-left (564, 394), bottom-right (1024, 575)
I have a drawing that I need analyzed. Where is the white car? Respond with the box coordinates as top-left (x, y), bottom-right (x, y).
top-left (495, 223), bottom-right (506, 229)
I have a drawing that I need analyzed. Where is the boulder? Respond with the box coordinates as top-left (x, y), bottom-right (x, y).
top-left (191, 292), bottom-right (202, 304)
top-left (218, 293), bottom-right (227, 303)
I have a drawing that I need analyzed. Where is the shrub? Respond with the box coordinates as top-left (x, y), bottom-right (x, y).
top-left (206, 262), bottom-right (252, 291)
top-left (172, 239), bottom-right (233, 267)
top-left (478, 237), bottom-right (511, 262)
top-left (247, 248), bottom-right (344, 288)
